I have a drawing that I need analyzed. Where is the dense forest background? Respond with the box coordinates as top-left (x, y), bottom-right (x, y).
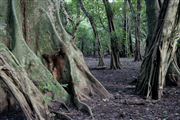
top-left (65, 0), bottom-right (147, 58)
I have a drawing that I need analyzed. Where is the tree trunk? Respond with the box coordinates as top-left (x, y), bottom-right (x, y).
top-left (127, 0), bottom-right (136, 57)
top-left (103, 0), bottom-right (121, 69)
top-left (0, 0), bottom-right (111, 119)
top-left (145, 0), bottom-right (179, 87)
top-left (134, 0), bottom-right (142, 61)
top-left (177, 47), bottom-right (180, 67)
top-left (166, 47), bottom-right (180, 86)
top-left (81, 38), bottom-right (84, 54)
top-left (144, 0), bottom-right (160, 54)
top-left (136, 0), bottom-right (180, 99)
top-left (0, 45), bottom-right (50, 119)
top-left (122, 0), bottom-right (128, 57)
top-left (128, 17), bottom-right (133, 56)
top-left (79, 0), bottom-right (105, 67)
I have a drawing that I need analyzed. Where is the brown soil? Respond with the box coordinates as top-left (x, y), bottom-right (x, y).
top-left (1, 57), bottom-right (180, 120)
top-left (70, 57), bottom-right (180, 120)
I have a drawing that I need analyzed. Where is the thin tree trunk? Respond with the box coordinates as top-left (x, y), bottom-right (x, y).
top-left (134, 0), bottom-right (142, 61)
top-left (122, 0), bottom-right (128, 57)
top-left (127, 16), bottom-right (133, 56)
top-left (127, 0), bottom-right (136, 57)
top-left (103, 0), bottom-right (121, 69)
top-left (79, 0), bottom-right (105, 66)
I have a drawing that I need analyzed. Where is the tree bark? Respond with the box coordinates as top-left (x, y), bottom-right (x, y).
top-left (103, 0), bottom-right (121, 69)
top-left (136, 0), bottom-right (180, 99)
top-left (134, 0), bottom-right (142, 61)
top-left (0, 43), bottom-right (50, 120)
top-left (144, 0), bottom-right (160, 54)
top-left (127, 17), bottom-right (133, 56)
top-left (144, 0), bottom-right (179, 87)
top-left (127, 0), bottom-right (135, 57)
top-left (79, 0), bottom-right (105, 66)
top-left (122, 0), bottom-right (128, 57)
top-left (166, 46), bottom-right (180, 86)
top-left (0, 0), bottom-right (112, 119)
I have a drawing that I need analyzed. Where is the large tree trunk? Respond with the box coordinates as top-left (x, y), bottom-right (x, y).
top-left (144, 0), bottom-right (160, 54)
top-left (136, 0), bottom-right (180, 99)
top-left (103, 0), bottom-right (121, 69)
top-left (144, 0), bottom-right (179, 87)
top-left (79, 0), bottom-right (105, 67)
top-left (40, 1), bottom-right (112, 114)
top-left (0, 0), bottom-right (111, 119)
top-left (0, 44), bottom-right (50, 119)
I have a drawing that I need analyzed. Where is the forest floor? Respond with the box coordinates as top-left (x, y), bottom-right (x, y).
top-left (0, 57), bottom-right (180, 120)
top-left (70, 57), bottom-right (180, 120)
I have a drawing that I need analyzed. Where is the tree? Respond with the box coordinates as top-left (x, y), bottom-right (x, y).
top-left (134, 0), bottom-right (142, 61)
top-left (144, 0), bottom-right (159, 54)
top-left (103, 0), bottom-right (121, 69)
top-left (126, 4), bottom-right (134, 56)
top-left (136, 0), bottom-right (180, 99)
top-left (121, 0), bottom-right (135, 57)
top-left (0, 0), bottom-right (111, 119)
top-left (78, 0), bottom-right (105, 66)
top-left (166, 40), bottom-right (180, 86)
top-left (122, 0), bottom-right (128, 57)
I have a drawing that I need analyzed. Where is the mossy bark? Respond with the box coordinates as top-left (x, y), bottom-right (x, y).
top-left (0, 0), bottom-right (111, 119)
top-left (41, 0), bottom-right (112, 103)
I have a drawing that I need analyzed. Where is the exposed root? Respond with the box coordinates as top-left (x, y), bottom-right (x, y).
top-left (0, 55), bottom-right (49, 120)
top-left (74, 58), bottom-right (112, 99)
top-left (74, 97), bottom-right (93, 117)
top-left (166, 59), bottom-right (180, 86)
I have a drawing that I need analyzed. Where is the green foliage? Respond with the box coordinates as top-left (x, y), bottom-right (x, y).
top-left (40, 82), bottom-right (58, 93)
top-left (77, 22), bottom-right (95, 55)
top-left (64, 0), bottom-right (147, 56)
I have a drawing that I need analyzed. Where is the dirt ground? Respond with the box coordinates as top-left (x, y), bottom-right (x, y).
top-left (0, 57), bottom-right (179, 120)
top-left (70, 57), bottom-right (180, 120)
